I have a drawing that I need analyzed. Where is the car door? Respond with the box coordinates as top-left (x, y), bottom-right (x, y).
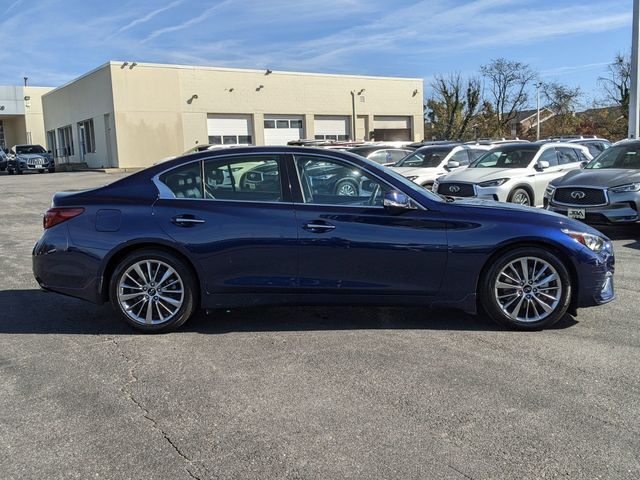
top-left (289, 153), bottom-right (448, 296)
top-left (152, 154), bottom-right (299, 296)
top-left (530, 147), bottom-right (562, 205)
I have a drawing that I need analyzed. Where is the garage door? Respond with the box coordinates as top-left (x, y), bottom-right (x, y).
top-left (264, 115), bottom-right (304, 145)
top-left (373, 116), bottom-right (412, 141)
top-left (207, 114), bottom-right (253, 146)
top-left (314, 116), bottom-right (350, 141)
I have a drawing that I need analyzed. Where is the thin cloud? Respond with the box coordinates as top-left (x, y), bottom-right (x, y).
top-left (114, 0), bottom-right (185, 35)
top-left (143, 0), bottom-right (235, 43)
top-left (4, 0), bottom-right (23, 15)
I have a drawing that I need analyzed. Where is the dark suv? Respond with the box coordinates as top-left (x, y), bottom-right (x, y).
top-left (545, 140), bottom-right (640, 224)
top-left (7, 144), bottom-right (56, 174)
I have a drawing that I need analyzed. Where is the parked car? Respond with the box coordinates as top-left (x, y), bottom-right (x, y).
top-left (34, 146), bottom-right (614, 333)
top-left (391, 143), bottom-right (491, 190)
top-left (0, 148), bottom-right (8, 171)
top-left (545, 140), bottom-right (640, 224)
top-left (545, 136), bottom-right (611, 158)
top-left (7, 144), bottom-right (55, 174)
top-left (347, 145), bottom-right (413, 165)
top-left (433, 142), bottom-right (592, 206)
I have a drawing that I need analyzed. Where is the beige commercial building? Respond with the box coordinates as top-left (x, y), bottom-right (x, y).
top-left (42, 61), bottom-right (424, 169)
top-left (0, 85), bottom-right (52, 150)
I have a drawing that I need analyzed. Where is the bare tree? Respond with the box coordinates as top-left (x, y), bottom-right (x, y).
top-left (599, 52), bottom-right (630, 119)
top-left (540, 81), bottom-right (582, 136)
top-left (426, 74), bottom-right (482, 140)
top-left (480, 58), bottom-right (538, 134)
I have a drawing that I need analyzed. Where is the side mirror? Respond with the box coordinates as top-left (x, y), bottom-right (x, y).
top-left (446, 160), bottom-right (460, 170)
top-left (383, 191), bottom-right (416, 212)
top-left (536, 160), bottom-right (550, 170)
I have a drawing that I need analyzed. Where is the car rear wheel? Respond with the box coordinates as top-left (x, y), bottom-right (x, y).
top-left (335, 179), bottom-right (358, 196)
top-left (508, 188), bottom-right (531, 206)
top-left (480, 247), bottom-right (571, 330)
top-left (109, 249), bottom-right (197, 333)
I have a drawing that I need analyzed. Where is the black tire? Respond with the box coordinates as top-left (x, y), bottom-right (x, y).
top-left (508, 187), bottom-right (531, 206)
top-left (479, 247), bottom-right (572, 330)
top-left (7, 169), bottom-right (13, 175)
top-left (38, 170), bottom-right (45, 174)
top-left (334, 179), bottom-right (358, 196)
top-left (109, 249), bottom-right (198, 333)
top-left (16, 169), bottom-right (23, 175)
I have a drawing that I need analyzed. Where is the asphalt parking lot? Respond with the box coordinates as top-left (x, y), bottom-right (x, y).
top-left (0, 171), bottom-right (638, 480)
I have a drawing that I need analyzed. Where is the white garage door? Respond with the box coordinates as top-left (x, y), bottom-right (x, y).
top-left (314, 116), bottom-right (350, 141)
top-left (207, 114), bottom-right (253, 146)
top-left (264, 115), bottom-right (304, 145)
top-left (373, 116), bottom-right (411, 129)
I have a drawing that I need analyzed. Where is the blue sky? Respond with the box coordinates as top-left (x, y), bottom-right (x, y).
top-left (0, 0), bottom-right (632, 107)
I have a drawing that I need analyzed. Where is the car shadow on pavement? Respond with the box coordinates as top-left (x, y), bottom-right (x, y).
top-left (0, 289), bottom-right (578, 335)
top-left (598, 225), bottom-right (640, 251)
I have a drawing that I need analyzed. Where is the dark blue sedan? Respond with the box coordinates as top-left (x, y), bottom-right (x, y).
top-left (33, 147), bottom-right (615, 332)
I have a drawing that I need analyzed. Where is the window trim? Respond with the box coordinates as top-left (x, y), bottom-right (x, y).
top-left (153, 153), bottom-right (292, 204)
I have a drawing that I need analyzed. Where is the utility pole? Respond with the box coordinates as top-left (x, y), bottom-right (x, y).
top-left (629, 0), bottom-right (640, 138)
top-left (536, 82), bottom-right (542, 141)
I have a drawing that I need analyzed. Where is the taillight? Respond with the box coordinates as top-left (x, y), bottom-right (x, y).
top-left (43, 207), bottom-right (85, 229)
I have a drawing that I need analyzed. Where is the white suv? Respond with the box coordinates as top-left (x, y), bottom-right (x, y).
top-left (391, 143), bottom-right (491, 190)
top-left (433, 142), bottom-right (593, 206)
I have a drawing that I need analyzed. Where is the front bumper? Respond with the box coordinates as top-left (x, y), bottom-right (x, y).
top-left (545, 193), bottom-right (640, 225)
top-left (574, 245), bottom-right (615, 308)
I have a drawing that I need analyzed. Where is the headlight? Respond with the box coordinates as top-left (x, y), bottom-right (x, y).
top-left (610, 182), bottom-right (640, 193)
top-left (562, 229), bottom-right (607, 253)
top-left (478, 178), bottom-right (509, 187)
top-left (406, 175), bottom-right (419, 181)
top-left (545, 185), bottom-right (556, 198)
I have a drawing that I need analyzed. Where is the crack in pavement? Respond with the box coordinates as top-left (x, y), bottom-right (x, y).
top-left (109, 337), bottom-right (206, 480)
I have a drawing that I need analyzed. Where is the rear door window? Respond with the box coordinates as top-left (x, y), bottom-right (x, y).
top-left (449, 149), bottom-right (470, 166)
top-left (557, 147), bottom-right (580, 166)
top-left (537, 148), bottom-right (559, 167)
top-left (159, 162), bottom-right (203, 199)
top-left (203, 155), bottom-right (283, 202)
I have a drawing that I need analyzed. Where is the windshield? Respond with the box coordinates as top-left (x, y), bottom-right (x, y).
top-left (586, 143), bottom-right (640, 169)
top-left (394, 148), bottom-right (451, 168)
top-left (471, 148), bottom-right (537, 168)
top-left (16, 145), bottom-right (47, 154)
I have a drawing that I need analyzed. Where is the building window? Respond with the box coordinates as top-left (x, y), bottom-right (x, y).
top-left (264, 120), bottom-right (276, 129)
top-left (276, 120), bottom-right (290, 129)
top-left (78, 119), bottom-right (95, 154)
top-left (57, 125), bottom-right (74, 156)
top-left (290, 119), bottom-right (303, 128)
top-left (208, 135), bottom-right (252, 146)
top-left (47, 130), bottom-right (57, 157)
top-left (314, 134), bottom-right (350, 141)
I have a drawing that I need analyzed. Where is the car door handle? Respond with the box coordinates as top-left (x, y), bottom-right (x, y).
top-left (303, 221), bottom-right (336, 232)
top-left (171, 215), bottom-right (206, 227)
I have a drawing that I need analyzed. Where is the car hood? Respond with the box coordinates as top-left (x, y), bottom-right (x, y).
top-left (452, 198), bottom-right (608, 238)
top-left (391, 166), bottom-right (442, 176)
top-left (441, 167), bottom-right (527, 183)
top-left (551, 168), bottom-right (640, 187)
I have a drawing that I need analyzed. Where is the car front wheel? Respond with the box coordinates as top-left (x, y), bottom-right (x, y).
top-left (480, 247), bottom-right (571, 330)
top-left (509, 188), bottom-right (531, 206)
top-left (109, 249), bottom-right (198, 332)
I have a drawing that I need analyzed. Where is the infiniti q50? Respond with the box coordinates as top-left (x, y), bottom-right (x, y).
top-left (33, 147), bottom-right (615, 332)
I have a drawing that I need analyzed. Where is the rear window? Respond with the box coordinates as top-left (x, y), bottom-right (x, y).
top-left (159, 162), bottom-right (203, 199)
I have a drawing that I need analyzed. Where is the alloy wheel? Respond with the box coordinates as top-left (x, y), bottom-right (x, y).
top-left (336, 182), bottom-right (357, 196)
top-left (117, 260), bottom-right (184, 325)
top-left (512, 191), bottom-right (530, 205)
top-left (494, 256), bottom-right (562, 323)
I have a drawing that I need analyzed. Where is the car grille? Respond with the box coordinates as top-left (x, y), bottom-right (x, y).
top-left (437, 182), bottom-right (475, 197)
top-left (553, 187), bottom-right (607, 206)
top-left (26, 157), bottom-right (46, 165)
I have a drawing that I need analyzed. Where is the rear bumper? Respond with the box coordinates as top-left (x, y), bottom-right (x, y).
top-left (32, 226), bottom-right (104, 304)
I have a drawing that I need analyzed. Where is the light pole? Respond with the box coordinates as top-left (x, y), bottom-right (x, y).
top-left (629, 0), bottom-right (640, 138)
top-left (536, 82), bottom-right (542, 141)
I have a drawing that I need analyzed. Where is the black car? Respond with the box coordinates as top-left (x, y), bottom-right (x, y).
top-left (7, 144), bottom-right (55, 174)
top-left (545, 140), bottom-right (640, 225)
top-left (0, 148), bottom-right (7, 171)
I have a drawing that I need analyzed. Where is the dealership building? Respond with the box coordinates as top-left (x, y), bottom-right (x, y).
top-left (41, 61), bottom-right (424, 168)
top-left (0, 85), bottom-right (52, 150)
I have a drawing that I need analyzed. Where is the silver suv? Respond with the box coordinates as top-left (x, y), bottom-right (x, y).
top-left (433, 142), bottom-right (592, 206)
